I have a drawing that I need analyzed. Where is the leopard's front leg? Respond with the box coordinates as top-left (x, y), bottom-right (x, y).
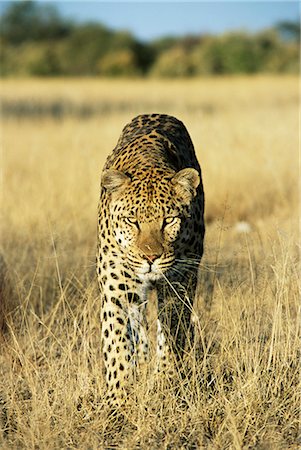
top-left (99, 263), bottom-right (148, 406)
top-left (157, 272), bottom-right (198, 361)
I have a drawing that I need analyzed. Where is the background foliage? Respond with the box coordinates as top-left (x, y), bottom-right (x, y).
top-left (0, 1), bottom-right (299, 77)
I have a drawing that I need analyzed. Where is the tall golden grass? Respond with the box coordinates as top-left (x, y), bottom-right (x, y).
top-left (0, 76), bottom-right (299, 449)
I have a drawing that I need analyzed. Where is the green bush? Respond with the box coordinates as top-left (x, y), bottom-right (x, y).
top-left (151, 46), bottom-right (195, 77)
top-left (98, 49), bottom-right (140, 77)
top-left (0, 1), bottom-right (72, 44)
top-left (0, 1), bottom-right (299, 77)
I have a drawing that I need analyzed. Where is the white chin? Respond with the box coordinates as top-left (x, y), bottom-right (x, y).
top-left (137, 272), bottom-right (163, 283)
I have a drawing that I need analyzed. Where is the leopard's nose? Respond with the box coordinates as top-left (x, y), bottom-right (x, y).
top-left (147, 254), bottom-right (160, 263)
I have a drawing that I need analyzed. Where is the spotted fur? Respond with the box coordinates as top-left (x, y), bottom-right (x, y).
top-left (97, 114), bottom-right (205, 405)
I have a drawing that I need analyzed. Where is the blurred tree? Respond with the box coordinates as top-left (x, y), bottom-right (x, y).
top-left (0, 1), bottom-right (73, 44)
top-left (109, 30), bottom-right (154, 74)
top-left (61, 23), bottom-right (113, 75)
top-left (151, 45), bottom-right (195, 77)
top-left (0, 1), bottom-right (299, 77)
top-left (98, 49), bottom-right (139, 76)
top-left (29, 46), bottom-right (62, 76)
top-left (275, 20), bottom-right (300, 42)
top-left (150, 36), bottom-right (178, 55)
top-left (191, 30), bottom-right (297, 75)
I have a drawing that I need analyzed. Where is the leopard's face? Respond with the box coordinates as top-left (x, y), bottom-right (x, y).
top-left (102, 168), bottom-right (200, 282)
top-left (110, 206), bottom-right (184, 282)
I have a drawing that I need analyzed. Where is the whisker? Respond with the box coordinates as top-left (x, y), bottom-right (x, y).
top-left (175, 259), bottom-right (219, 273)
top-left (170, 263), bottom-right (196, 274)
top-left (168, 266), bottom-right (183, 277)
top-left (186, 252), bottom-right (204, 258)
top-left (175, 259), bottom-right (200, 266)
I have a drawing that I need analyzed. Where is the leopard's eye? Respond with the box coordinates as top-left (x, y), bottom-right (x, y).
top-left (164, 217), bottom-right (178, 226)
top-left (123, 217), bottom-right (139, 227)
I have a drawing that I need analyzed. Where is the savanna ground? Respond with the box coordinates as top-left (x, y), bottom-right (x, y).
top-left (0, 76), bottom-right (299, 449)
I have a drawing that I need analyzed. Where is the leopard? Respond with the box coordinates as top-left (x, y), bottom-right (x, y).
top-left (97, 113), bottom-right (205, 406)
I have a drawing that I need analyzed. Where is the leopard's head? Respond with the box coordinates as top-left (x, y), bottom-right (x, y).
top-left (101, 168), bottom-right (200, 282)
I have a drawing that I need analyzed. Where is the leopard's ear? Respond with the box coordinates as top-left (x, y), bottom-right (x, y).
top-left (101, 169), bottom-right (131, 193)
top-left (172, 168), bottom-right (200, 204)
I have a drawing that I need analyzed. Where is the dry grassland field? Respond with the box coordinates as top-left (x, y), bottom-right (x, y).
top-left (0, 76), bottom-right (300, 449)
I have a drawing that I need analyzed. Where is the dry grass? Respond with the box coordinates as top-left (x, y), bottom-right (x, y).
top-left (0, 76), bottom-right (299, 449)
